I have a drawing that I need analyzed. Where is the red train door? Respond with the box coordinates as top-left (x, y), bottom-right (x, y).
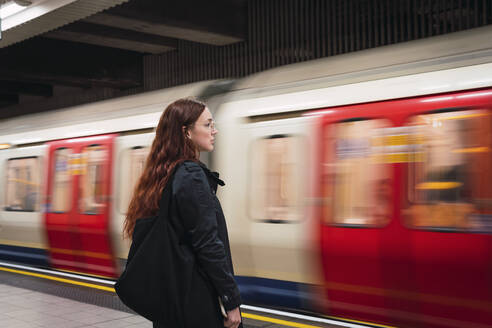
top-left (317, 108), bottom-right (397, 325)
top-left (44, 134), bottom-right (117, 278)
top-left (399, 98), bottom-right (492, 327)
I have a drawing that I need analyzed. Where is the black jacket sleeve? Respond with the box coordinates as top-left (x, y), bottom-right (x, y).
top-left (173, 162), bottom-right (241, 311)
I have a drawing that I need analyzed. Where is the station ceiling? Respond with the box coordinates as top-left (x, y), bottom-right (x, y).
top-left (1, 0), bottom-right (490, 119)
top-left (0, 0), bottom-right (247, 112)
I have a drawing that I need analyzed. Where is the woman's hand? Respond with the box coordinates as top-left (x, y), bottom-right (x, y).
top-left (224, 307), bottom-right (241, 328)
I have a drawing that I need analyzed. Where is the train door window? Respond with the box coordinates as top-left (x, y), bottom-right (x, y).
top-left (249, 135), bottom-right (304, 223)
top-left (405, 110), bottom-right (492, 231)
top-left (79, 145), bottom-right (108, 215)
top-left (5, 157), bottom-right (41, 212)
top-left (119, 146), bottom-right (149, 214)
top-left (322, 119), bottom-right (392, 226)
top-left (51, 148), bottom-right (72, 213)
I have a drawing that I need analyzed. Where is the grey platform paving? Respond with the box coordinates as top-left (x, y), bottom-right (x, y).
top-left (0, 283), bottom-right (151, 328)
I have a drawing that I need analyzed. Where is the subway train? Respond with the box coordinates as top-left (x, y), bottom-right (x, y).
top-left (1, 25), bottom-right (492, 328)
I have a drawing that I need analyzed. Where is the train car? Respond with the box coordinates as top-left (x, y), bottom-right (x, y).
top-left (0, 24), bottom-right (492, 328)
top-left (215, 25), bottom-right (492, 327)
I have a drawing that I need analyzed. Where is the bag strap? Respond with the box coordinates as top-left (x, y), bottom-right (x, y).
top-left (157, 171), bottom-right (176, 216)
top-left (156, 162), bottom-right (184, 230)
top-left (158, 178), bottom-right (173, 214)
top-left (157, 161), bottom-right (189, 211)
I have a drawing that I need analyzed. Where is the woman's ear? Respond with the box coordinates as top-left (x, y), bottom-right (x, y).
top-left (182, 126), bottom-right (191, 139)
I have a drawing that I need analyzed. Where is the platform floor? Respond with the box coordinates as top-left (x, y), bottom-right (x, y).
top-left (0, 283), bottom-right (150, 328)
top-left (0, 262), bottom-right (369, 328)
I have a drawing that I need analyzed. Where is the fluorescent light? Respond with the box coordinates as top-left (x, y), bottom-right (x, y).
top-left (0, 2), bottom-right (28, 20)
top-left (1, 0), bottom-right (78, 32)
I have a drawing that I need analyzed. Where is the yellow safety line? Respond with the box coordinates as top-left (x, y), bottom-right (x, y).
top-left (242, 313), bottom-right (321, 328)
top-left (0, 266), bottom-right (115, 292)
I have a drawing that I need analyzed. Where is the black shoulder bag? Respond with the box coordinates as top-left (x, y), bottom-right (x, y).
top-left (115, 172), bottom-right (194, 326)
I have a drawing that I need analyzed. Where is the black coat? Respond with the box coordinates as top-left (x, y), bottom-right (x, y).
top-left (154, 161), bottom-right (241, 328)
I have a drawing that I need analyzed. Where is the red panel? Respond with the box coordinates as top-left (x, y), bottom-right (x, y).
top-left (44, 134), bottom-right (117, 278)
top-left (314, 88), bottom-right (492, 327)
top-left (411, 232), bottom-right (491, 327)
top-left (316, 108), bottom-right (395, 325)
top-left (78, 136), bottom-right (116, 278)
top-left (44, 142), bottom-right (81, 273)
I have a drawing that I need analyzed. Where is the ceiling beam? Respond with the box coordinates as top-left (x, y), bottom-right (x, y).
top-left (84, 0), bottom-right (246, 46)
top-left (0, 80), bottom-right (53, 97)
top-left (45, 22), bottom-right (177, 54)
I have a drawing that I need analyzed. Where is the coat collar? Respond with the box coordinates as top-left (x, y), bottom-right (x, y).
top-left (199, 161), bottom-right (225, 186)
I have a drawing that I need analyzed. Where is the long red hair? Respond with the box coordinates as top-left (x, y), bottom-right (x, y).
top-left (123, 98), bottom-right (206, 239)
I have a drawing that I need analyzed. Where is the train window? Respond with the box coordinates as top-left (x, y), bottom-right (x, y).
top-left (249, 135), bottom-right (304, 223)
top-left (5, 157), bottom-right (41, 212)
top-left (79, 145), bottom-right (108, 215)
top-left (51, 148), bottom-right (72, 213)
top-left (118, 146), bottom-right (149, 214)
top-left (405, 110), bottom-right (492, 232)
top-left (322, 119), bottom-right (392, 227)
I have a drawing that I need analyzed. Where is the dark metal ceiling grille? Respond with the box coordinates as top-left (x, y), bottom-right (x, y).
top-left (2, 0), bottom-right (491, 117)
top-left (144, 0), bottom-right (492, 91)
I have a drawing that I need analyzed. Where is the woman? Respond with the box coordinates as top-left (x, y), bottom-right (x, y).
top-left (124, 98), bottom-right (242, 328)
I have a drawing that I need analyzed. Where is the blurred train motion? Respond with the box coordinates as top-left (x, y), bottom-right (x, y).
top-left (1, 25), bottom-right (492, 327)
